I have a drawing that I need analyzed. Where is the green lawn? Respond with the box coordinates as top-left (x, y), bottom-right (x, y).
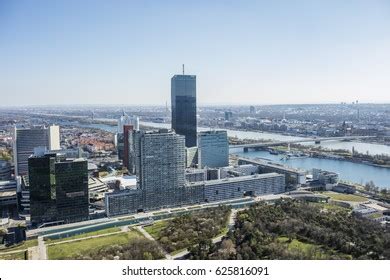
top-left (0, 250), bottom-right (26, 260)
top-left (47, 230), bottom-right (142, 260)
top-left (277, 237), bottom-right (328, 258)
top-left (368, 213), bottom-right (383, 219)
top-left (45, 227), bottom-right (121, 244)
top-left (277, 237), bottom-right (352, 259)
top-left (321, 191), bottom-right (368, 202)
top-left (0, 239), bottom-right (38, 253)
top-left (309, 202), bottom-right (351, 212)
top-left (144, 220), bottom-right (169, 239)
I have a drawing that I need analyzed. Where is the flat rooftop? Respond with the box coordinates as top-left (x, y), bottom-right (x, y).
top-left (239, 157), bottom-right (306, 174)
top-left (203, 172), bottom-right (284, 186)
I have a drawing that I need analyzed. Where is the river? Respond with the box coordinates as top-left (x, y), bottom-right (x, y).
top-left (139, 121), bottom-right (390, 156)
top-left (230, 148), bottom-right (389, 189)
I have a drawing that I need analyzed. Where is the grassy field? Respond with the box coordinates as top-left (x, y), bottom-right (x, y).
top-left (45, 227), bottom-right (121, 244)
top-left (47, 230), bottom-right (142, 260)
top-left (0, 250), bottom-right (26, 260)
top-left (321, 191), bottom-right (368, 202)
top-left (277, 237), bottom-right (352, 259)
top-left (144, 220), bottom-right (169, 239)
top-left (278, 237), bottom-right (320, 252)
top-left (0, 239), bottom-right (38, 253)
top-left (368, 213), bottom-right (383, 219)
top-left (309, 202), bottom-right (351, 213)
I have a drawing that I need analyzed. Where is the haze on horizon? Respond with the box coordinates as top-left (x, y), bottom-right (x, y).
top-left (1, 0), bottom-right (390, 107)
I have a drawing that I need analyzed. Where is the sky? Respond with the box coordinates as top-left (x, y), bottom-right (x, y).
top-left (1, 0), bottom-right (390, 106)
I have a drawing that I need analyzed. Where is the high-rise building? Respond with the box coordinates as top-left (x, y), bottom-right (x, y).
top-left (134, 129), bottom-right (186, 209)
top-left (224, 111), bottom-right (233, 121)
top-left (116, 112), bottom-right (139, 164)
top-left (13, 125), bottom-right (60, 176)
top-left (28, 152), bottom-right (57, 226)
top-left (117, 111), bottom-right (139, 133)
top-left (123, 125), bottom-right (134, 173)
top-left (171, 74), bottom-right (197, 147)
top-left (28, 150), bottom-right (88, 226)
top-left (55, 158), bottom-right (89, 223)
top-left (198, 130), bottom-right (229, 168)
top-left (0, 160), bottom-right (12, 180)
top-left (48, 125), bottom-right (61, 150)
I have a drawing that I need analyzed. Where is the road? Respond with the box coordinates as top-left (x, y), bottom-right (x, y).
top-left (37, 236), bottom-right (47, 260)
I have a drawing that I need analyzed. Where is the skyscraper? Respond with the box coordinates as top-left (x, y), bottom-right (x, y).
top-left (134, 129), bottom-right (186, 209)
top-left (123, 124), bottom-right (134, 173)
top-left (55, 158), bottom-right (89, 224)
top-left (116, 112), bottom-right (139, 164)
top-left (28, 152), bottom-right (58, 226)
top-left (28, 150), bottom-right (88, 226)
top-left (117, 111), bottom-right (139, 133)
top-left (198, 130), bottom-right (229, 168)
top-left (13, 125), bottom-right (60, 176)
top-left (171, 73), bottom-right (197, 147)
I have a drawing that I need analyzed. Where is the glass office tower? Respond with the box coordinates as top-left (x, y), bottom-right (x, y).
top-left (28, 153), bottom-right (57, 226)
top-left (171, 74), bottom-right (197, 147)
top-left (28, 152), bottom-right (89, 227)
top-left (55, 159), bottom-right (89, 224)
top-left (198, 130), bottom-right (229, 168)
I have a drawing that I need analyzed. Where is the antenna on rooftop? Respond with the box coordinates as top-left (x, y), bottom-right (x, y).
top-left (182, 64), bottom-right (185, 75)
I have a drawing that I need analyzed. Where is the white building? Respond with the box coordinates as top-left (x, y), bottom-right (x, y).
top-left (117, 112), bottom-right (139, 133)
top-left (12, 125), bottom-right (60, 176)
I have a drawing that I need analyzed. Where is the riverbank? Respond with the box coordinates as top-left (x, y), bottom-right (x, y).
top-left (230, 137), bottom-right (390, 169)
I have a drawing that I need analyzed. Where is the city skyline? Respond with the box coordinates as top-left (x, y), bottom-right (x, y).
top-left (1, 0), bottom-right (390, 106)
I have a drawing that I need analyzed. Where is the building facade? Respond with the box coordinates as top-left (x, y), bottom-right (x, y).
top-left (55, 159), bottom-right (89, 224)
top-left (134, 129), bottom-right (186, 210)
top-left (28, 152), bottom-right (89, 226)
top-left (117, 112), bottom-right (139, 133)
top-left (123, 125), bottom-right (134, 173)
top-left (203, 173), bottom-right (285, 202)
top-left (13, 125), bottom-right (60, 176)
top-left (0, 160), bottom-right (12, 180)
top-left (105, 172), bottom-right (285, 217)
top-left (198, 130), bottom-right (229, 168)
top-left (171, 74), bottom-right (197, 147)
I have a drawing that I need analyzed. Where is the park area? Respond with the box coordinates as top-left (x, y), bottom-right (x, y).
top-left (47, 228), bottom-right (163, 260)
top-left (144, 206), bottom-right (231, 254)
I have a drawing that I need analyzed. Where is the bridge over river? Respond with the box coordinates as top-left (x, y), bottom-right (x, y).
top-left (230, 136), bottom-right (376, 151)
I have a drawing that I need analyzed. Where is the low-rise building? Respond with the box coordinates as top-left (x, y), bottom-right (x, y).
top-left (105, 172), bottom-right (285, 217)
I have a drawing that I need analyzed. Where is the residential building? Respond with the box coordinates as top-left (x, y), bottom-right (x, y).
top-left (134, 129), bottom-right (186, 210)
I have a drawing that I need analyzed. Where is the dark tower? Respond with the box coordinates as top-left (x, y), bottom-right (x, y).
top-left (171, 71), bottom-right (197, 147)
